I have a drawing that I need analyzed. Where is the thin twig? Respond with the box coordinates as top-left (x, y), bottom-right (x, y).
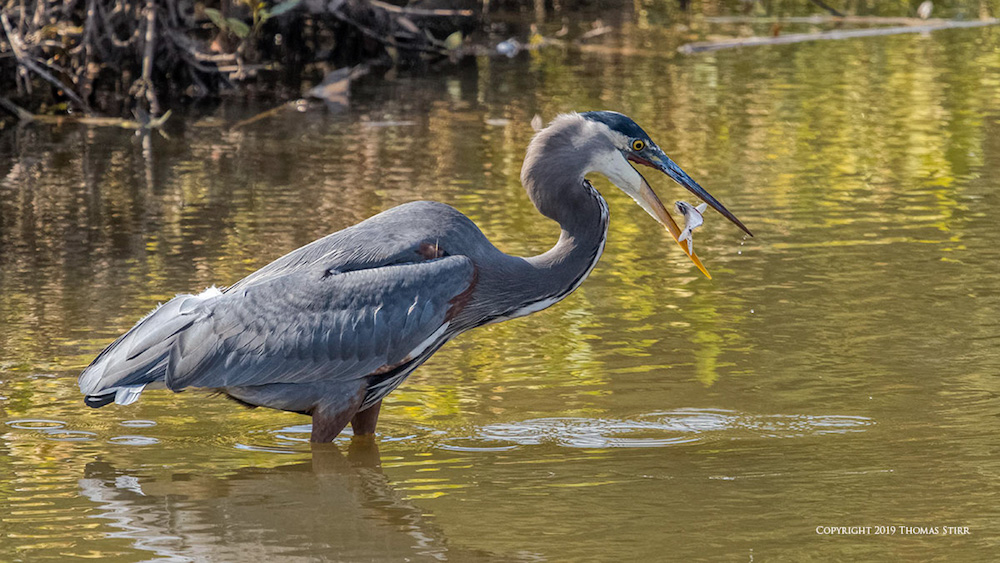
top-left (331, 6), bottom-right (446, 55)
top-left (807, 0), bottom-right (845, 18)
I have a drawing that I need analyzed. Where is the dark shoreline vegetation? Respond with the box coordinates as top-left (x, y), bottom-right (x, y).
top-left (1, 0), bottom-right (998, 126)
top-left (1, 0), bottom-right (657, 125)
top-left (0, 0), bottom-right (490, 123)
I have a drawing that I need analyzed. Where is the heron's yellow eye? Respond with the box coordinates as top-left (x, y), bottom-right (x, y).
top-left (632, 139), bottom-right (645, 151)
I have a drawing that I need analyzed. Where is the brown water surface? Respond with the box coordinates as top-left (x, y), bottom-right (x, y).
top-left (2, 16), bottom-right (1000, 562)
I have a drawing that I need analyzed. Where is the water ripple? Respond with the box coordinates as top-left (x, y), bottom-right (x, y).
top-left (119, 420), bottom-right (157, 428)
top-left (109, 435), bottom-right (160, 446)
top-left (440, 409), bottom-right (874, 450)
top-left (233, 422), bottom-right (448, 454)
top-left (45, 430), bottom-right (98, 442)
top-left (6, 419), bottom-right (67, 430)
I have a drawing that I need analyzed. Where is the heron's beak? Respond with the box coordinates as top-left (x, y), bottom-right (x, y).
top-left (627, 151), bottom-right (752, 279)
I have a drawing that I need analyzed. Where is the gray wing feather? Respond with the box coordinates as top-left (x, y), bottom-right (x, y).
top-left (79, 288), bottom-right (223, 396)
top-left (164, 256), bottom-right (473, 391)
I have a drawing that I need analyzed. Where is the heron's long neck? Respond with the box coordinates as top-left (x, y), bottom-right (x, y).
top-left (457, 119), bottom-right (613, 326)
top-left (524, 179), bottom-right (608, 290)
top-left (500, 150), bottom-right (610, 317)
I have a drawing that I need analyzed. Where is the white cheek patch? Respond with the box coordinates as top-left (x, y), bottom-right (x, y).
top-left (588, 150), bottom-right (642, 195)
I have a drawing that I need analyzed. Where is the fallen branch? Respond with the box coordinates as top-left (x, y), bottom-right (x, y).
top-left (229, 100), bottom-right (302, 130)
top-left (679, 18), bottom-right (999, 54)
top-left (0, 96), bottom-right (35, 121)
top-left (367, 0), bottom-right (473, 17)
top-left (703, 16), bottom-right (952, 25)
top-left (0, 96), bottom-right (171, 128)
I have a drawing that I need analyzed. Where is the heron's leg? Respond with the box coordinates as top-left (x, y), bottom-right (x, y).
top-left (350, 400), bottom-right (382, 436)
top-left (310, 388), bottom-right (366, 442)
top-left (310, 408), bottom-right (354, 442)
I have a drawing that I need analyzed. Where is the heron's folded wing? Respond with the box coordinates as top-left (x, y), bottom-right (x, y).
top-left (165, 256), bottom-right (474, 391)
top-left (226, 201), bottom-right (475, 291)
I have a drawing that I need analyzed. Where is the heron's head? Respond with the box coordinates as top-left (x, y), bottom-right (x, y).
top-left (574, 110), bottom-right (752, 278)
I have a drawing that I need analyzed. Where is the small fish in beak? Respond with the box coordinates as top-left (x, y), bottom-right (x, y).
top-left (675, 201), bottom-right (708, 254)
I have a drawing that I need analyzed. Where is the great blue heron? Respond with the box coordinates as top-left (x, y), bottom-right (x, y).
top-left (79, 111), bottom-right (752, 442)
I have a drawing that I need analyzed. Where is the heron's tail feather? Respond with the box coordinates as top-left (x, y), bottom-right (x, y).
top-left (79, 287), bottom-right (221, 407)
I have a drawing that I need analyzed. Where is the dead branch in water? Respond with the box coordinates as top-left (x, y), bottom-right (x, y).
top-left (0, 96), bottom-right (171, 128)
top-left (679, 19), bottom-right (1000, 54)
top-left (367, 0), bottom-right (473, 17)
top-left (703, 16), bottom-right (956, 25)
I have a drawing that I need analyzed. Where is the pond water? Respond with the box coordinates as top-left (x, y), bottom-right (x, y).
top-left (3, 12), bottom-right (1000, 562)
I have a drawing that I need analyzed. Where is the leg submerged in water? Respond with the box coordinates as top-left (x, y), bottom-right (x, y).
top-left (350, 400), bottom-right (382, 436)
top-left (310, 403), bottom-right (357, 442)
top-left (309, 387), bottom-right (367, 442)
